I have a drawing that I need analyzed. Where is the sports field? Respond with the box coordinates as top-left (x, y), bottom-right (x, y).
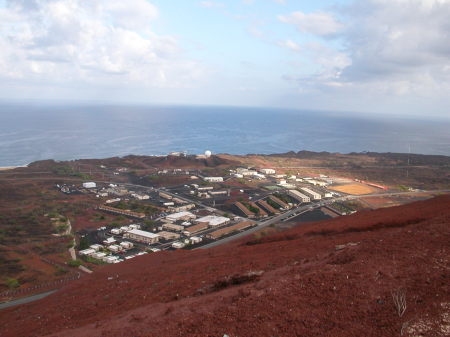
top-left (329, 183), bottom-right (377, 195)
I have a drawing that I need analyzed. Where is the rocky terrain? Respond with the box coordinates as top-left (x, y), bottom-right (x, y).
top-left (0, 195), bottom-right (449, 337)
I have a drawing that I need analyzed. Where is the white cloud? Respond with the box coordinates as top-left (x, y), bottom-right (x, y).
top-left (278, 11), bottom-right (343, 36)
top-left (0, 0), bottom-right (206, 91)
top-left (278, 0), bottom-right (450, 106)
top-left (278, 39), bottom-right (301, 52)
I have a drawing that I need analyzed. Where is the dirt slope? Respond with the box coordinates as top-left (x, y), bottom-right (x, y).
top-left (1, 195), bottom-right (449, 337)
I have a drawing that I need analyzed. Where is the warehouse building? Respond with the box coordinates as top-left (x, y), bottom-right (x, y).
top-left (206, 221), bottom-right (255, 240)
top-left (204, 177), bottom-right (224, 183)
top-left (194, 215), bottom-right (230, 227)
top-left (183, 223), bottom-right (209, 236)
top-left (98, 205), bottom-right (145, 219)
top-left (259, 168), bottom-right (276, 175)
top-left (234, 201), bottom-right (255, 218)
top-left (288, 190), bottom-right (311, 203)
top-left (268, 195), bottom-right (290, 210)
top-left (257, 199), bottom-right (280, 214)
top-left (249, 202), bottom-right (268, 217)
top-left (300, 187), bottom-right (322, 200)
top-left (124, 229), bottom-right (160, 244)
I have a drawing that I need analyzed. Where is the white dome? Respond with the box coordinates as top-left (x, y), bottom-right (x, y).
top-left (205, 150), bottom-right (212, 158)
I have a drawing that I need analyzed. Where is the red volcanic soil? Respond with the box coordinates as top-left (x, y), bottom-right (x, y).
top-left (1, 195), bottom-right (449, 337)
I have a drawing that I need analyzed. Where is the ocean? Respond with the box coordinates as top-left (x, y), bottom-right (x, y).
top-left (1, 103), bottom-right (449, 167)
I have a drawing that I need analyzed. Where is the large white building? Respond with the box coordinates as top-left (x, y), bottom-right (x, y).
top-left (300, 187), bottom-right (322, 200)
top-left (194, 215), bottom-right (230, 227)
top-left (287, 190), bottom-right (311, 203)
top-left (259, 168), bottom-right (276, 175)
top-left (165, 211), bottom-right (196, 222)
top-left (124, 229), bottom-right (160, 244)
top-left (204, 177), bottom-right (224, 183)
top-left (83, 182), bottom-right (96, 189)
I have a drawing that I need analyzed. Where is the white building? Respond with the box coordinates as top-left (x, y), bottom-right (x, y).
top-left (108, 244), bottom-right (122, 253)
top-left (204, 177), bottom-right (224, 183)
top-left (83, 182), bottom-right (96, 189)
top-left (172, 241), bottom-right (185, 249)
top-left (103, 237), bottom-right (116, 245)
top-left (111, 228), bottom-right (121, 235)
top-left (190, 236), bottom-right (202, 244)
top-left (124, 229), bottom-right (160, 244)
top-left (260, 168), bottom-right (276, 175)
top-left (89, 244), bottom-right (103, 251)
top-left (120, 241), bottom-right (133, 249)
top-left (91, 252), bottom-right (107, 260)
top-left (300, 187), bottom-right (322, 200)
top-left (79, 248), bottom-right (96, 256)
top-left (166, 211), bottom-right (196, 222)
top-left (287, 190), bottom-right (311, 203)
top-left (194, 215), bottom-right (230, 227)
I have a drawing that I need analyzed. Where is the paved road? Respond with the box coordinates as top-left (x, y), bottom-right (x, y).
top-left (0, 290), bottom-right (57, 310)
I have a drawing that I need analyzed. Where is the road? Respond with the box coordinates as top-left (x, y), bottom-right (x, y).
top-left (0, 290), bottom-right (57, 310)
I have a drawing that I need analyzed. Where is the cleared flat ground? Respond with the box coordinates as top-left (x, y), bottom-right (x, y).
top-left (329, 183), bottom-right (378, 195)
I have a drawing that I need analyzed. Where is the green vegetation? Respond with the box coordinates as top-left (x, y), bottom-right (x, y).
top-left (113, 200), bottom-right (158, 215)
top-left (67, 259), bottom-right (82, 267)
top-left (81, 255), bottom-right (106, 265)
top-left (4, 277), bottom-right (20, 289)
top-left (78, 236), bottom-right (90, 250)
top-left (142, 220), bottom-right (157, 231)
top-left (54, 265), bottom-right (68, 276)
top-left (267, 198), bottom-right (281, 209)
top-left (329, 202), bottom-right (353, 214)
top-left (243, 202), bottom-right (260, 214)
top-left (56, 223), bottom-right (68, 233)
top-left (273, 193), bottom-right (291, 204)
top-left (397, 185), bottom-right (410, 191)
top-left (94, 214), bottom-right (106, 221)
top-left (52, 165), bottom-right (91, 179)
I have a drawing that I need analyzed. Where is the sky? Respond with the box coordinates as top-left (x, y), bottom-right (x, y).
top-left (0, 0), bottom-right (450, 117)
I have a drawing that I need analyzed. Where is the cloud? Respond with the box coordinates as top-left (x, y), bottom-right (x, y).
top-left (0, 0), bottom-right (206, 90)
top-left (279, 0), bottom-right (450, 101)
top-left (278, 11), bottom-right (343, 36)
top-left (278, 39), bottom-right (301, 52)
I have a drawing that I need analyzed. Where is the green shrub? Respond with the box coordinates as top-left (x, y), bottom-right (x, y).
top-left (4, 278), bottom-right (20, 289)
top-left (67, 259), bottom-right (82, 267)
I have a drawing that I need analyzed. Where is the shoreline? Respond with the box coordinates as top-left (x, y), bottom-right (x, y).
top-left (0, 165), bottom-right (27, 171)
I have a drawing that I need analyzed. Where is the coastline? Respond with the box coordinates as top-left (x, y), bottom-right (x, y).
top-left (0, 165), bottom-right (26, 171)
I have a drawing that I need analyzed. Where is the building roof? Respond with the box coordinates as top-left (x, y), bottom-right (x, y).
top-left (166, 211), bottom-right (196, 220)
top-left (126, 229), bottom-right (160, 239)
top-left (196, 215), bottom-right (230, 226)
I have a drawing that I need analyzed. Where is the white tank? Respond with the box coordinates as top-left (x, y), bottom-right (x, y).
top-left (205, 150), bottom-right (212, 158)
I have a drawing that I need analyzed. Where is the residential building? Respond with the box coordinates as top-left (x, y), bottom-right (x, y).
top-left (206, 221), bottom-right (255, 240)
top-left (124, 229), bottom-right (160, 244)
top-left (288, 190), bottom-right (311, 203)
